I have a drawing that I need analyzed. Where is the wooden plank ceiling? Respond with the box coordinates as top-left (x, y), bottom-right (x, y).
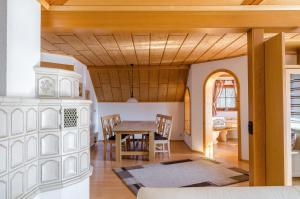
top-left (41, 0), bottom-right (300, 102)
top-left (41, 32), bottom-right (300, 102)
top-left (41, 32), bottom-right (247, 102)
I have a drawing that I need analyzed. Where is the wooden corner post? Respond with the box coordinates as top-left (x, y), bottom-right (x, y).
top-left (247, 29), bottom-right (266, 186)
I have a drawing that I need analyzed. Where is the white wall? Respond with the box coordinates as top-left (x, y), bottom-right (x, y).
top-left (98, 102), bottom-right (184, 141)
top-left (6, 0), bottom-right (40, 97)
top-left (0, 0), bottom-right (40, 97)
top-left (0, 0), bottom-right (7, 95)
top-left (185, 56), bottom-right (249, 160)
top-left (41, 53), bottom-right (100, 134)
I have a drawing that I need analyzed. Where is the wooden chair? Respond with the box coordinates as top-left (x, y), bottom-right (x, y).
top-left (142, 114), bottom-right (173, 157)
top-left (101, 115), bottom-right (127, 160)
top-left (154, 114), bottom-right (173, 157)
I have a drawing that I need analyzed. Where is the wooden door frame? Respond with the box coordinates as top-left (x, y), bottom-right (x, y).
top-left (203, 69), bottom-right (242, 161)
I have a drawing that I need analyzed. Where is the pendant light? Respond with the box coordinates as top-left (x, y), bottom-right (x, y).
top-left (127, 64), bottom-right (138, 103)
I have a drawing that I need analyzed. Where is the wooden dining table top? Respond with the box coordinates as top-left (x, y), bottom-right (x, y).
top-left (113, 121), bottom-right (157, 133)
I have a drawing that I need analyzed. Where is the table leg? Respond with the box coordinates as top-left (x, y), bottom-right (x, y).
top-left (149, 131), bottom-right (155, 162)
top-left (116, 133), bottom-right (121, 162)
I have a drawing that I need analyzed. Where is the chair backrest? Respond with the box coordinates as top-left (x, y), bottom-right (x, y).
top-left (112, 114), bottom-right (121, 126)
top-left (101, 115), bottom-right (115, 141)
top-left (156, 114), bottom-right (173, 140)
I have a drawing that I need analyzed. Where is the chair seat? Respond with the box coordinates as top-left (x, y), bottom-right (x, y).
top-left (155, 133), bottom-right (168, 140)
top-left (108, 134), bottom-right (128, 141)
top-left (144, 133), bottom-right (168, 140)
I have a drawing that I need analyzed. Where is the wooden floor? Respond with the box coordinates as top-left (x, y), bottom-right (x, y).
top-left (90, 140), bottom-right (249, 199)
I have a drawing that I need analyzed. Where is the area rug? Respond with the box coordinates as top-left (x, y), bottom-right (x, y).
top-left (113, 158), bottom-right (249, 195)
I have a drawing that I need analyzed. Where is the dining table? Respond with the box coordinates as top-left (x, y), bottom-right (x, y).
top-left (113, 121), bottom-right (157, 162)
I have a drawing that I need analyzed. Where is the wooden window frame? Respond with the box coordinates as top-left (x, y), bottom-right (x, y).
top-left (184, 88), bottom-right (191, 135)
top-left (216, 84), bottom-right (237, 111)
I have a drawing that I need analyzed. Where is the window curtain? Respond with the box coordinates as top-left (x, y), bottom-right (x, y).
top-left (212, 80), bottom-right (224, 116)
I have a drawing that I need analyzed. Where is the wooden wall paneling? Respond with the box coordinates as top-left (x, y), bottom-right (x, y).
top-left (95, 87), bottom-right (104, 101)
top-left (99, 70), bottom-right (110, 84)
top-left (149, 70), bottom-right (159, 101)
top-left (109, 70), bottom-right (120, 88)
top-left (176, 83), bottom-right (186, 101)
top-left (177, 69), bottom-right (188, 84)
top-left (89, 69), bottom-right (101, 87)
top-left (139, 70), bottom-right (149, 101)
top-left (121, 85), bottom-right (131, 101)
top-left (150, 33), bottom-right (168, 65)
top-left (167, 84), bottom-right (177, 101)
top-left (247, 28), bottom-right (266, 186)
top-left (133, 34), bottom-right (150, 65)
top-left (118, 70), bottom-right (130, 85)
top-left (140, 83), bottom-right (149, 101)
top-left (118, 70), bottom-right (131, 101)
top-left (159, 69), bottom-right (169, 84)
top-left (265, 32), bottom-right (288, 185)
top-left (172, 32), bottom-right (205, 65)
top-left (169, 70), bottom-right (179, 84)
top-left (102, 84), bottom-right (113, 101)
top-left (213, 33), bottom-right (247, 60)
top-left (158, 84), bottom-right (168, 101)
top-left (167, 70), bottom-right (179, 101)
top-left (149, 87), bottom-right (158, 101)
top-left (96, 35), bottom-right (126, 65)
top-left (149, 70), bottom-right (159, 88)
top-left (184, 35), bottom-right (221, 64)
top-left (197, 33), bottom-right (243, 62)
top-left (161, 34), bottom-right (187, 65)
top-left (114, 33), bottom-right (138, 65)
top-left (158, 69), bottom-right (169, 101)
top-left (111, 87), bottom-right (122, 101)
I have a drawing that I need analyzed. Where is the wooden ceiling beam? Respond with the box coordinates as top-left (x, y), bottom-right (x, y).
top-left (38, 0), bottom-right (50, 10)
top-left (242, 0), bottom-right (264, 5)
top-left (42, 7), bottom-right (300, 32)
top-left (47, 5), bottom-right (300, 11)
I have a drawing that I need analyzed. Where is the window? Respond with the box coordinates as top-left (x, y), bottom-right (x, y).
top-left (184, 88), bottom-right (191, 135)
top-left (216, 82), bottom-right (237, 111)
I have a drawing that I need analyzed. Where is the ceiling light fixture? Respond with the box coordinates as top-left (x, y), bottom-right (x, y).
top-left (127, 64), bottom-right (138, 103)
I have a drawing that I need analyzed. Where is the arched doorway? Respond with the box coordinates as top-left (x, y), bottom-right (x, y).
top-left (203, 69), bottom-right (241, 163)
top-left (184, 88), bottom-right (191, 135)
